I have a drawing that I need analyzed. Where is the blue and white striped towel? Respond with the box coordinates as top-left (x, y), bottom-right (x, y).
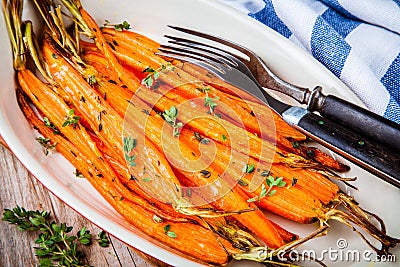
top-left (217, 0), bottom-right (400, 124)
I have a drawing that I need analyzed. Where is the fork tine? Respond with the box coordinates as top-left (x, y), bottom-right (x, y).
top-left (168, 25), bottom-right (313, 105)
top-left (168, 25), bottom-right (255, 59)
top-left (159, 44), bottom-right (235, 67)
top-left (164, 35), bottom-right (248, 65)
top-left (156, 49), bottom-right (227, 74)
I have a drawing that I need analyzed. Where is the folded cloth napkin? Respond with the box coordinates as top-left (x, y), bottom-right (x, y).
top-left (217, 0), bottom-right (400, 124)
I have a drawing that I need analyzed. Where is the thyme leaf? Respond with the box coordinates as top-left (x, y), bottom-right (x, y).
top-left (163, 224), bottom-right (177, 238)
top-left (87, 74), bottom-right (97, 86)
top-left (243, 163), bottom-right (255, 174)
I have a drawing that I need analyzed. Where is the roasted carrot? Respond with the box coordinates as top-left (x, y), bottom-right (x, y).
top-left (7, 1), bottom-right (400, 265)
top-left (101, 27), bottom-right (160, 52)
top-left (79, 49), bottom-right (343, 220)
top-left (42, 39), bottom-right (184, 205)
top-left (80, 41), bottom-right (347, 181)
top-left (99, 31), bottom-right (350, 174)
top-left (43, 35), bottom-right (289, 252)
top-left (100, 31), bottom-right (304, 145)
top-left (80, 49), bottom-right (313, 170)
top-left (19, 89), bottom-right (235, 265)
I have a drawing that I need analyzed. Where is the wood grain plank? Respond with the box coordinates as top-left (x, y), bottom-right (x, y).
top-left (0, 144), bottom-right (164, 267)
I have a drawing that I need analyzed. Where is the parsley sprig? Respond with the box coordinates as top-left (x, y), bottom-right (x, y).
top-left (2, 206), bottom-right (110, 267)
top-left (247, 176), bottom-right (286, 202)
top-left (162, 106), bottom-right (183, 137)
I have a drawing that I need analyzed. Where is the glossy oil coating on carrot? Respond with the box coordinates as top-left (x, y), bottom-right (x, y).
top-left (9, 0), bottom-right (398, 265)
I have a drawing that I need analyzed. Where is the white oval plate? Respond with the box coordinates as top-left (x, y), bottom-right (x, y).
top-left (0, 0), bottom-right (399, 266)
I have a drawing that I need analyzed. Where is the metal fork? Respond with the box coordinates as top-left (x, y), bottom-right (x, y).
top-left (157, 28), bottom-right (400, 188)
top-left (161, 26), bottom-right (400, 153)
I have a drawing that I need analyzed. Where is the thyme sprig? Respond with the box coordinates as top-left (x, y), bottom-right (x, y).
top-left (142, 63), bottom-right (172, 88)
top-left (43, 117), bottom-right (60, 134)
top-left (162, 106), bottom-right (183, 137)
top-left (62, 109), bottom-right (80, 128)
top-left (247, 176), bottom-right (286, 202)
top-left (36, 137), bottom-right (57, 156)
top-left (2, 206), bottom-right (110, 267)
top-left (198, 87), bottom-right (221, 117)
top-left (204, 94), bottom-right (220, 114)
top-left (102, 20), bottom-right (131, 31)
top-left (123, 136), bottom-right (137, 166)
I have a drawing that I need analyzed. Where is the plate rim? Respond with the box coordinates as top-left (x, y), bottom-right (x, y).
top-left (0, 0), bottom-right (387, 266)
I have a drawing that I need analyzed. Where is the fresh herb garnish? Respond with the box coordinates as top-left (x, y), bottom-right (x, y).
top-left (97, 230), bottom-right (110, 247)
top-left (2, 206), bottom-right (109, 267)
top-left (198, 87), bottom-right (221, 117)
top-left (114, 21), bottom-right (131, 31)
top-left (247, 176), bottom-right (286, 202)
top-left (196, 87), bottom-right (211, 93)
top-left (43, 117), bottom-right (60, 134)
top-left (222, 134), bottom-right (227, 141)
top-left (194, 131), bottom-right (210, 144)
top-left (36, 137), bottom-right (57, 156)
top-left (238, 179), bottom-right (248, 186)
top-left (103, 20), bottom-right (131, 31)
top-left (153, 214), bottom-right (163, 223)
top-left (163, 224), bottom-right (177, 238)
top-left (123, 136), bottom-right (137, 166)
top-left (204, 94), bottom-right (220, 115)
top-left (243, 163), bottom-right (255, 174)
top-left (62, 109), bottom-right (80, 128)
top-left (142, 64), bottom-right (171, 88)
top-left (162, 106), bottom-right (183, 137)
top-left (87, 74), bottom-right (97, 86)
top-left (291, 141), bottom-right (300, 149)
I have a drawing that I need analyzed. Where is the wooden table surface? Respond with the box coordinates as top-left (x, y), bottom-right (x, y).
top-left (0, 137), bottom-right (167, 267)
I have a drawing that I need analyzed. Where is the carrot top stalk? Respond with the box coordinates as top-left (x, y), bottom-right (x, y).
top-left (18, 90), bottom-right (233, 265)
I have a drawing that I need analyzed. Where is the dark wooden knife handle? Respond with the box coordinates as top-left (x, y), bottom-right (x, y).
top-left (316, 94), bottom-right (400, 152)
top-left (294, 111), bottom-right (400, 188)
